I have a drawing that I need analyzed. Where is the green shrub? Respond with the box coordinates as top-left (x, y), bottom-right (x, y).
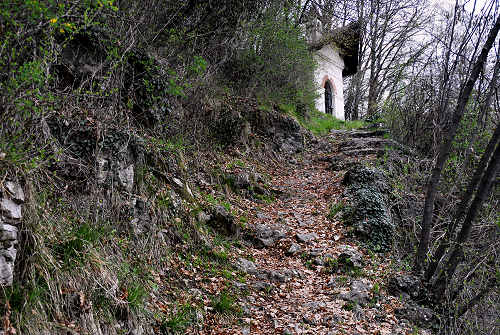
top-left (210, 249), bottom-right (229, 264)
top-left (324, 257), bottom-right (339, 273)
top-left (343, 301), bottom-right (356, 311)
top-left (0, 0), bottom-right (118, 171)
top-left (53, 223), bottom-right (109, 268)
top-left (1, 279), bottom-right (49, 320)
top-left (222, 5), bottom-right (317, 112)
top-left (127, 283), bottom-right (148, 310)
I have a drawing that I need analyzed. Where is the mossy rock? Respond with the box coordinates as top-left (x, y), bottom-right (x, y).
top-left (342, 166), bottom-right (393, 252)
top-left (342, 164), bottom-right (389, 194)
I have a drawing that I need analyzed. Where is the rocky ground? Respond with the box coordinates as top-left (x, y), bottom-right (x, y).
top-left (195, 130), bottom-right (432, 334)
top-left (1, 126), bottom-right (433, 335)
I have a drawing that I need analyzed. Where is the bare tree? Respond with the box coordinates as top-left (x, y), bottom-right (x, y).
top-left (414, 9), bottom-right (500, 273)
top-left (424, 110), bottom-right (500, 283)
top-left (431, 141), bottom-right (500, 299)
top-left (328, 0), bottom-right (431, 120)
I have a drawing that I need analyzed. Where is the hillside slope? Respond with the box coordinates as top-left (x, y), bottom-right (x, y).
top-left (1, 116), bottom-right (437, 334)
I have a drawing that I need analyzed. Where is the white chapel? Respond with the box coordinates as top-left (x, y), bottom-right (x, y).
top-left (308, 22), bottom-right (360, 120)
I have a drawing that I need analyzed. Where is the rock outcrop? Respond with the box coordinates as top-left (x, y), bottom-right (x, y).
top-left (0, 181), bottom-right (24, 286)
top-left (342, 164), bottom-right (394, 251)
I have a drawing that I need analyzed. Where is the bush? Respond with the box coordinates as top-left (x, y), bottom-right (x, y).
top-left (222, 5), bottom-right (317, 112)
top-left (162, 304), bottom-right (198, 333)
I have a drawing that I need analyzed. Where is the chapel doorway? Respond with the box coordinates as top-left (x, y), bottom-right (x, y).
top-left (324, 80), bottom-right (334, 115)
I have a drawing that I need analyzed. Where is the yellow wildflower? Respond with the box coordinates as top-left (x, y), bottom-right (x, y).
top-left (50, 18), bottom-right (57, 24)
top-left (60, 28), bottom-right (64, 33)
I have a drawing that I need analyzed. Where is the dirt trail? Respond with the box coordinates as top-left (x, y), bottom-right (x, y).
top-left (217, 132), bottom-right (412, 335)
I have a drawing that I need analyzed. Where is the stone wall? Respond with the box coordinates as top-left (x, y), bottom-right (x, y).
top-left (0, 181), bottom-right (24, 286)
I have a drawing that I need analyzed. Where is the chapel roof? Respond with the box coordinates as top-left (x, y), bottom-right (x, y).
top-left (308, 21), bottom-right (361, 77)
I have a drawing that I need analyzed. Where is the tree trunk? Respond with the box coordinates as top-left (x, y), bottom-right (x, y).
top-left (367, 75), bottom-right (379, 117)
top-left (366, 0), bottom-right (380, 118)
top-left (424, 124), bottom-right (500, 281)
top-left (345, 70), bottom-right (364, 120)
top-left (458, 57), bottom-right (500, 176)
top-left (433, 142), bottom-right (500, 299)
top-left (296, 0), bottom-right (312, 26)
top-left (413, 13), bottom-right (500, 273)
top-left (348, 0), bottom-right (366, 120)
top-left (478, 56), bottom-right (500, 129)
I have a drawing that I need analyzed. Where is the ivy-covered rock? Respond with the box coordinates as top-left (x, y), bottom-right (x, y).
top-left (342, 163), bottom-right (390, 194)
top-left (342, 165), bottom-right (393, 252)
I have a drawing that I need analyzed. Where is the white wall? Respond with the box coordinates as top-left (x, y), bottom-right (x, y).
top-left (314, 45), bottom-right (345, 120)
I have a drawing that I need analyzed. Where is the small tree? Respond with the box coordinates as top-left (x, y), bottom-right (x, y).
top-left (222, 3), bottom-right (318, 111)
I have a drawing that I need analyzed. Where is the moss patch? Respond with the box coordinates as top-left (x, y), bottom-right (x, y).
top-left (342, 165), bottom-right (393, 252)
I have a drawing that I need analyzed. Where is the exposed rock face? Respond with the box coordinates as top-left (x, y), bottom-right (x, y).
top-left (209, 98), bottom-right (308, 153)
top-left (0, 223), bottom-right (18, 286)
top-left (5, 181), bottom-right (25, 203)
top-left (130, 198), bottom-right (153, 235)
top-left (286, 242), bottom-right (302, 256)
top-left (94, 136), bottom-right (143, 193)
top-left (0, 181), bottom-right (24, 286)
top-left (247, 223), bottom-right (287, 248)
top-left (197, 211), bottom-right (211, 225)
top-left (246, 108), bottom-right (307, 154)
top-left (234, 172), bottom-right (251, 190)
top-left (395, 302), bottom-right (434, 327)
top-left (46, 115), bottom-right (147, 194)
top-left (236, 257), bottom-right (258, 274)
top-left (296, 232), bottom-right (319, 243)
top-left (262, 113), bottom-right (305, 154)
top-left (118, 164), bottom-right (135, 192)
top-left (208, 205), bottom-right (240, 237)
top-left (0, 198), bottom-right (21, 220)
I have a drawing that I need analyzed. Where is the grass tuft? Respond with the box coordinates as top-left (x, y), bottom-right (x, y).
top-left (211, 291), bottom-right (239, 315)
top-left (162, 304), bottom-right (198, 333)
top-left (290, 109), bottom-right (366, 136)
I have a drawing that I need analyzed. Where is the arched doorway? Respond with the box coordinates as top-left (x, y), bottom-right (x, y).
top-left (324, 80), bottom-right (334, 115)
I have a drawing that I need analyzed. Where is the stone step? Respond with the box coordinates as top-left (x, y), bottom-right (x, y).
top-left (340, 138), bottom-right (396, 150)
top-left (341, 148), bottom-right (385, 156)
top-left (348, 129), bottom-right (389, 138)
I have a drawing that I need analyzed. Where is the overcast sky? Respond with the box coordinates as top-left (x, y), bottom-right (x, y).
top-left (434, 0), bottom-right (492, 12)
